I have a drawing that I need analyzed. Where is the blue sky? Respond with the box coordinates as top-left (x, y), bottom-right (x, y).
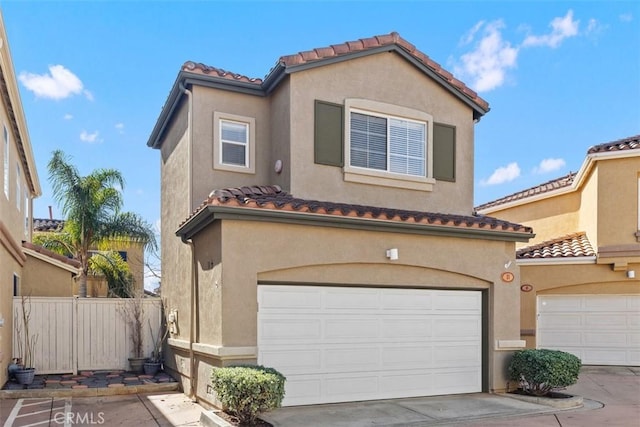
top-left (2, 1), bottom-right (639, 272)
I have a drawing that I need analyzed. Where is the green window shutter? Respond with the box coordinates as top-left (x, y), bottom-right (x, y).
top-left (314, 100), bottom-right (344, 167)
top-left (433, 123), bottom-right (456, 182)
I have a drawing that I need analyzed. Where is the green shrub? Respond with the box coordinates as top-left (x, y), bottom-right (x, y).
top-left (508, 349), bottom-right (581, 396)
top-left (210, 365), bottom-right (286, 425)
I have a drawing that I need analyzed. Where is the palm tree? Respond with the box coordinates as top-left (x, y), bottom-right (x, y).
top-left (44, 150), bottom-right (156, 297)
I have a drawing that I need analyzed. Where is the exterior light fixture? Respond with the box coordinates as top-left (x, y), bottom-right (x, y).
top-left (386, 248), bottom-right (399, 261)
top-left (627, 270), bottom-right (636, 279)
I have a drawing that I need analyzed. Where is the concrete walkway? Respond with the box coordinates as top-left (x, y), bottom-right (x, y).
top-left (0, 392), bottom-right (204, 427)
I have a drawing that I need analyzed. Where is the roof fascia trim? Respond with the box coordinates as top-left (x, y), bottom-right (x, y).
top-left (177, 205), bottom-right (534, 243)
top-left (147, 71), bottom-right (267, 149)
top-left (478, 146), bottom-right (640, 214)
top-left (516, 256), bottom-right (597, 266)
top-left (22, 247), bottom-right (80, 274)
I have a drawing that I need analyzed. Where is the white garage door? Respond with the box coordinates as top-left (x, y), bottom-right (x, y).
top-left (257, 285), bottom-right (482, 406)
top-left (538, 295), bottom-right (640, 366)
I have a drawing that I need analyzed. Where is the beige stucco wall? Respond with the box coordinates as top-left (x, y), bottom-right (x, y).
top-left (22, 255), bottom-right (75, 296)
top-left (0, 243), bottom-right (22, 387)
top-left (288, 52), bottom-right (476, 215)
top-left (519, 262), bottom-right (640, 348)
top-left (596, 157), bottom-right (640, 247)
top-left (176, 218), bottom-right (524, 407)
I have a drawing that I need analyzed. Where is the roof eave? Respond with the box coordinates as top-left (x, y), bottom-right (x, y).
top-left (176, 205), bottom-right (533, 243)
top-left (147, 71), bottom-right (267, 149)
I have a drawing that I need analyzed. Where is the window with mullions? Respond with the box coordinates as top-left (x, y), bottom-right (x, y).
top-left (350, 111), bottom-right (426, 177)
top-left (220, 120), bottom-right (248, 167)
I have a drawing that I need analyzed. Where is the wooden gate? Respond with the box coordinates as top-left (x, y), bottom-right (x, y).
top-left (12, 297), bottom-right (162, 374)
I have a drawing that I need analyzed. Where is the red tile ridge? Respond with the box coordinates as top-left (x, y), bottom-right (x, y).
top-left (475, 172), bottom-right (576, 212)
top-left (182, 32), bottom-right (488, 112)
top-left (182, 61), bottom-right (263, 84)
top-left (180, 185), bottom-right (532, 235)
top-left (587, 134), bottom-right (640, 154)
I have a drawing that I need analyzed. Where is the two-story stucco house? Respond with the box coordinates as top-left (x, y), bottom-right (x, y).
top-left (477, 135), bottom-right (640, 367)
top-left (0, 9), bottom-right (42, 386)
top-left (148, 32), bottom-right (534, 407)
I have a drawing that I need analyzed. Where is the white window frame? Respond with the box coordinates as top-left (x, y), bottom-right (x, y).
top-left (213, 112), bottom-right (256, 174)
top-left (24, 179), bottom-right (30, 238)
top-left (15, 162), bottom-right (20, 211)
top-left (3, 125), bottom-right (8, 199)
top-left (344, 99), bottom-right (435, 191)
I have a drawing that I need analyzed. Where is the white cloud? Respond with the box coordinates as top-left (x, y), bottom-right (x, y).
top-left (481, 162), bottom-right (521, 186)
top-left (18, 65), bottom-right (91, 100)
top-left (83, 90), bottom-right (94, 101)
top-left (63, 113), bottom-right (73, 120)
top-left (534, 158), bottom-right (566, 174)
top-left (460, 21), bottom-right (485, 46)
top-left (619, 13), bottom-right (633, 23)
top-left (115, 123), bottom-right (125, 134)
top-left (522, 10), bottom-right (579, 48)
top-left (79, 130), bottom-right (101, 143)
top-left (455, 20), bottom-right (519, 92)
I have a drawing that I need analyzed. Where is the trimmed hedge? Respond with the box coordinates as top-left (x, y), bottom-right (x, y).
top-left (210, 365), bottom-right (286, 425)
top-left (508, 349), bottom-right (581, 396)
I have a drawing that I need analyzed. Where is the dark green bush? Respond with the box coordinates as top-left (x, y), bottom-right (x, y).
top-left (210, 365), bottom-right (286, 425)
top-left (508, 349), bottom-right (581, 396)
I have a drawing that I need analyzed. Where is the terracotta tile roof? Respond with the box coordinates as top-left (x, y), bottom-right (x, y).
top-left (475, 172), bottom-right (576, 212)
top-left (22, 241), bottom-right (81, 268)
top-left (182, 32), bottom-right (489, 113)
top-left (517, 232), bottom-right (595, 260)
top-left (181, 185), bottom-right (532, 235)
top-left (587, 134), bottom-right (640, 154)
top-left (33, 218), bottom-right (65, 232)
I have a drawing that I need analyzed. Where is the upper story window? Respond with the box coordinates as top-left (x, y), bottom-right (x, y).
top-left (344, 99), bottom-right (434, 191)
top-left (3, 125), bottom-right (8, 199)
top-left (350, 110), bottom-right (426, 177)
top-left (314, 99), bottom-right (457, 190)
top-left (213, 112), bottom-right (256, 174)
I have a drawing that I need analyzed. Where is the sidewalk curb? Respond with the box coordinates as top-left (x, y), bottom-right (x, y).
top-left (200, 410), bottom-right (233, 427)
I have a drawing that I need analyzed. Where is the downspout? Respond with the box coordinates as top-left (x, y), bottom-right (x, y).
top-left (179, 81), bottom-right (197, 400)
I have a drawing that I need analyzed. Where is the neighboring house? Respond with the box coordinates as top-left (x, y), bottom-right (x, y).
top-left (147, 32), bottom-right (534, 407)
top-left (0, 9), bottom-right (42, 386)
top-left (476, 135), bottom-right (640, 366)
top-left (32, 218), bottom-right (146, 297)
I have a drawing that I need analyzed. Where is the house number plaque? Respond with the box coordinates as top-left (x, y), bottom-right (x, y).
top-left (501, 272), bottom-right (515, 283)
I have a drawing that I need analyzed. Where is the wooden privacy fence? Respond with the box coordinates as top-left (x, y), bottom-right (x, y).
top-left (12, 297), bottom-right (162, 374)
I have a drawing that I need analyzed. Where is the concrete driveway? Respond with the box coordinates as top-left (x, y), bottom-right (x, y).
top-left (257, 366), bottom-right (640, 427)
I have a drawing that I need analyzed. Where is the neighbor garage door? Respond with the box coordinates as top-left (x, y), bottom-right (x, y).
top-left (257, 285), bottom-right (482, 406)
top-left (538, 295), bottom-right (640, 366)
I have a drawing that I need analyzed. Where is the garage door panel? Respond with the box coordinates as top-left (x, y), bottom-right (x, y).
top-left (538, 314), bottom-right (582, 329)
top-left (383, 290), bottom-right (433, 310)
top-left (382, 318), bottom-right (432, 339)
top-left (538, 295), bottom-right (640, 366)
top-left (259, 286), bottom-right (482, 405)
top-left (432, 369), bottom-right (482, 393)
top-left (260, 319), bottom-right (322, 341)
top-left (260, 349), bottom-right (322, 372)
top-left (325, 347), bottom-right (379, 371)
top-left (434, 292), bottom-right (481, 311)
top-left (381, 345), bottom-right (432, 368)
top-left (433, 344), bottom-right (481, 366)
top-left (433, 318), bottom-right (480, 338)
top-left (325, 288), bottom-right (380, 310)
top-left (259, 287), bottom-right (322, 310)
